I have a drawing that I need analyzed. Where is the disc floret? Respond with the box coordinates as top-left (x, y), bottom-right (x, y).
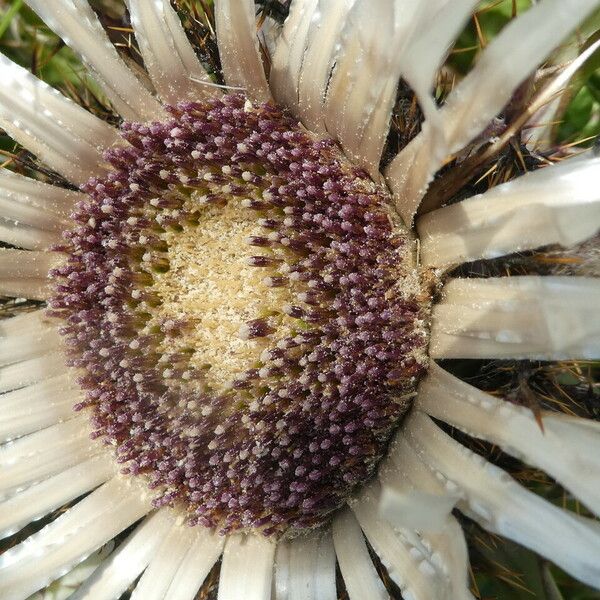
top-left (50, 95), bottom-right (430, 535)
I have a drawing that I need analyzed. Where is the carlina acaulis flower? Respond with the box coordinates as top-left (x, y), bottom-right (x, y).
top-left (0, 1), bottom-right (598, 600)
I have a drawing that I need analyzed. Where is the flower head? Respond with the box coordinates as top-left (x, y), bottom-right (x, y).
top-left (49, 93), bottom-right (428, 534)
top-left (0, 1), bottom-right (599, 599)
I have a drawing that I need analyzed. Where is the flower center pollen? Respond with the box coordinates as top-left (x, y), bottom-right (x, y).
top-left (50, 95), bottom-right (430, 535)
top-left (154, 199), bottom-right (303, 391)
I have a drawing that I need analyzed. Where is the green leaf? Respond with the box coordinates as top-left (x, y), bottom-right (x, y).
top-left (0, 0), bottom-right (24, 40)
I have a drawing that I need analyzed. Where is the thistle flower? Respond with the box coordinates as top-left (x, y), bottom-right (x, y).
top-left (0, 1), bottom-right (599, 599)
